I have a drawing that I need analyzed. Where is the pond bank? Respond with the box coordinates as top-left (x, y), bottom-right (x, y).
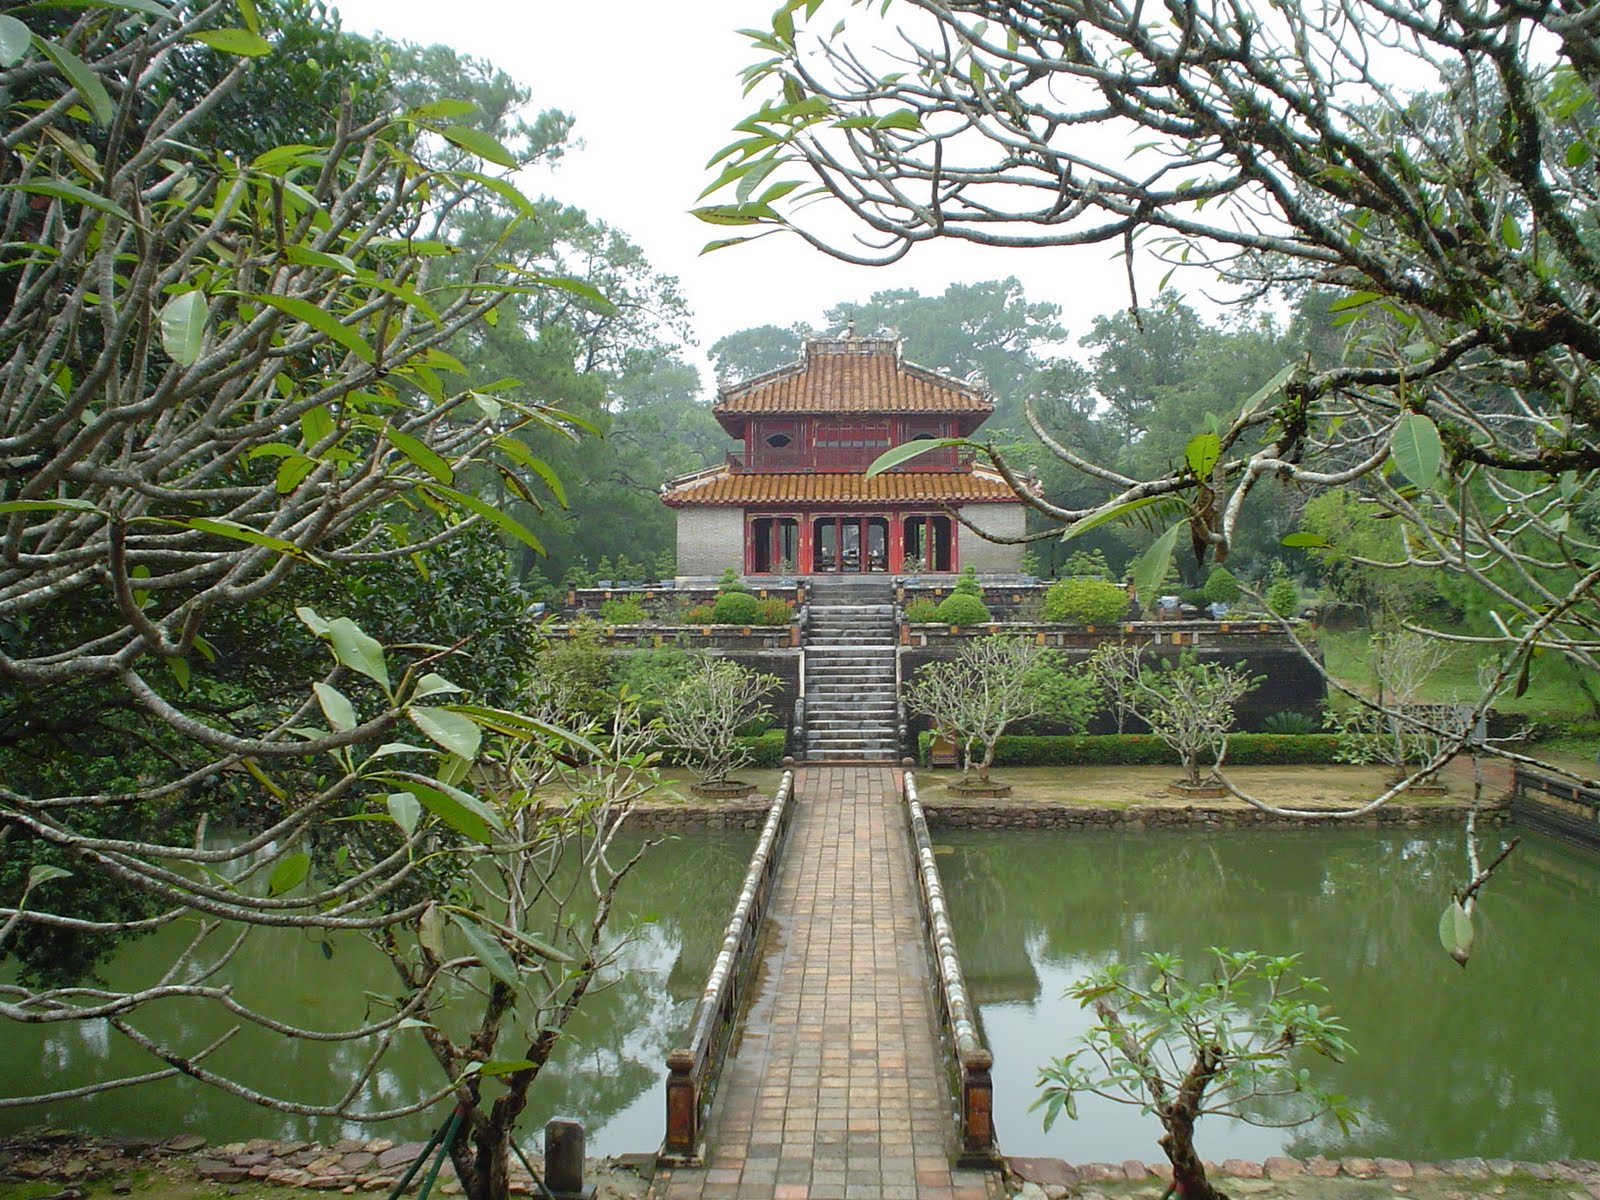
top-left (0, 1132), bottom-right (650, 1198)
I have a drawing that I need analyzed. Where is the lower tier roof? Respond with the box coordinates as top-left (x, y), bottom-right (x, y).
top-left (660, 465), bottom-right (1026, 507)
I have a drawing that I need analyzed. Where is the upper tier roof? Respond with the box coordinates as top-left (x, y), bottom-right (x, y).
top-left (660, 464), bottom-right (1026, 508)
top-left (713, 334), bottom-right (993, 435)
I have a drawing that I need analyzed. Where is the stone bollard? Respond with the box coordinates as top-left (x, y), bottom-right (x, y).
top-left (544, 1118), bottom-right (593, 1200)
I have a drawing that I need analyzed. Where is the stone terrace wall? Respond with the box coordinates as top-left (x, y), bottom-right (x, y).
top-left (922, 799), bottom-right (1511, 831)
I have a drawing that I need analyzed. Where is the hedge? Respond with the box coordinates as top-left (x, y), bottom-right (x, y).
top-left (740, 729), bottom-right (788, 769)
top-left (918, 731), bottom-right (1342, 767)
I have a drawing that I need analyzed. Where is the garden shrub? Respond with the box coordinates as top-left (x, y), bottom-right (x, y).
top-left (1203, 566), bottom-right (1242, 605)
top-left (935, 592), bottom-right (991, 626)
top-left (1267, 577), bottom-right (1300, 617)
top-left (683, 603), bottom-right (717, 624)
top-left (740, 728), bottom-right (787, 768)
top-left (598, 597), bottom-right (648, 624)
top-left (1180, 588), bottom-right (1209, 607)
top-left (711, 590), bottom-right (760, 624)
top-left (1060, 548), bottom-right (1113, 578)
top-left (751, 597), bottom-right (794, 626)
top-left (1042, 577), bottom-right (1127, 624)
top-left (952, 565), bottom-right (983, 596)
top-left (1262, 710), bottom-right (1321, 735)
top-left (903, 597), bottom-right (941, 623)
top-left (718, 568), bottom-right (750, 593)
top-left (918, 731), bottom-right (1342, 766)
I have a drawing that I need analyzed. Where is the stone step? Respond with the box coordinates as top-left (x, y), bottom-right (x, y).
top-left (806, 642), bottom-right (897, 652)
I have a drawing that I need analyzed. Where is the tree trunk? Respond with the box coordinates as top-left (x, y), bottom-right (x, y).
top-left (452, 1122), bottom-right (513, 1200)
top-left (1159, 1112), bottom-right (1228, 1200)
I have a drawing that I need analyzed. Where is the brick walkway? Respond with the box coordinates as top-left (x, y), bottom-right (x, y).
top-left (651, 765), bottom-right (1001, 1200)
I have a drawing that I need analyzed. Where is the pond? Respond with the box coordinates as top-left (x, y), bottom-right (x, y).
top-left (940, 826), bottom-right (1600, 1163)
top-left (0, 832), bottom-right (755, 1157)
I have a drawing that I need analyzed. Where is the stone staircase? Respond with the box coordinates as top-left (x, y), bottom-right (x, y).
top-left (802, 580), bottom-right (900, 761)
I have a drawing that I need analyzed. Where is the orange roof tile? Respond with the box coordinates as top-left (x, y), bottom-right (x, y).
top-left (715, 337), bottom-right (992, 423)
top-left (660, 467), bottom-right (1026, 508)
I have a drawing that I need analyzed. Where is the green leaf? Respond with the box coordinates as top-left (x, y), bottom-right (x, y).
top-left (1566, 139), bottom-right (1593, 168)
top-left (1131, 522), bottom-right (1183, 601)
top-left (1281, 532), bottom-right (1332, 549)
top-left (177, 516), bottom-right (323, 563)
top-left (3, 179), bottom-right (133, 224)
top-left (188, 28), bottom-right (272, 56)
top-left (692, 202), bottom-right (780, 226)
top-left (268, 852), bottom-right (310, 896)
top-left (865, 438), bottom-right (969, 477)
top-left (1438, 899), bottom-right (1474, 966)
top-left (35, 36), bottom-right (113, 124)
top-left (1184, 432), bottom-right (1220, 479)
top-left (414, 673), bottom-right (463, 699)
top-left (159, 290), bottom-right (207, 366)
top-left (1499, 213), bottom-right (1523, 251)
top-left (409, 98), bottom-right (478, 121)
top-left (0, 15), bottom-right (31, 67)
top-left (872, 108), bottom-right (921, 130)
top-left (26, 864), bottom-right (71, 889)
top-left (388, 780), bottom-right (495, 844)
top-left (386, 792), bottom-right (421, 838)
top-left (312, 682), bottom-right (357, 732)
top-left (1060, 493), bottom-right (1171, 540)
top-left (440, 124), bottom-right (517, 168)
top-left (166, 656), bottom-right (191, 689)
top-left (383, 425), bottom-right (453, 484)
top-left (282, 244), bottom-right (357, 274)
top-left (0, 498), bottom-right (100, 514)
top-left (473, 1059), bottom-right (537, 1078)
top-left (295, 606), bottom-right (331, 637)
top-left (410, 706), bottom-right (482, 761)
top-left (420, 483), bottom-right (544, 554)
top-left (250, 294), bottom-right (375, 364)
top-left (326, 617), bottom-right (389, 689)
top-left (449, 913), bottom-right (521, 988)
top-left (1390, 412), bottom-right (1443, 491)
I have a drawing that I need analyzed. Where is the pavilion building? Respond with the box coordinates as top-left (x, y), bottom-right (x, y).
top-left (662, 334), bottom-right (1030, 578)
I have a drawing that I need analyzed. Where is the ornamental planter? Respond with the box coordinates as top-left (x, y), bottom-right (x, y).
top-left (947, 780), bottom-right (1013, 798)
top-left (1168, 780), bottom-right (1229, 798)
top-left (690, 780), bottom-right (759, 800)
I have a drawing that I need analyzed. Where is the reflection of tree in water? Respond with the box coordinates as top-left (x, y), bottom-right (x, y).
top-left (0, 833), bottom-right (756, 1150)
top-left (945, 828), bottom-right (1600, 1160)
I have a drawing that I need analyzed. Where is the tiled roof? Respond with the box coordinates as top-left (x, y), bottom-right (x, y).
top-left (660, 466), bottom-right (1026, 507)
top-left (716, 337), bottom-right (992, 419)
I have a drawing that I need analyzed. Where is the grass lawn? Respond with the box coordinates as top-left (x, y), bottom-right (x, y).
top-left (1318, 628), bottom-right (1596, 722)
top-left (910, 763), bottom-right (1470, 809)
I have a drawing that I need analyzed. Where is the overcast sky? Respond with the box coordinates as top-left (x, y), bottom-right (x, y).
top-left (331, 0), bottom-right (1164, 383)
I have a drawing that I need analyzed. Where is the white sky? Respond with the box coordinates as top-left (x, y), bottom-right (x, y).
top-left (330, 0), bottom-right (1167, 384)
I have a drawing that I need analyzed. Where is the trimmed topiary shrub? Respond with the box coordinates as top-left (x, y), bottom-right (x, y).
top-left (751, 597), bottom-right (794, 626)
top-left (1179, 588), bottom-right (1209, 607)
top-left (683, 603), bottom-right (717, 624)
top-left (718, 568), bottom-right (750, 593)
top-left (1203, 566), bottom-right (1242, 605)
top-left (740, 728), bottom-right (787, 768)
top-left (1267, 577), bottom-right (1300, 618)
top-left (935, 592), bottom-right (991, 626)
top-left (598, 597), bottom-right (648, 624)
top-left (1042, 577), bottom-right (1128, 624)
top-left (903, 597), bottom-right (941, 623)
top-left (711, 590), bottom-right (760, 624)
top-left (952, 565), bottom-right (983, 596)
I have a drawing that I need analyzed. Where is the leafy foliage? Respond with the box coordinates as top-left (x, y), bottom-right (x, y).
top-left (711, 590), bottom-right (761, 625)
top-left (1203, 568), bottom-right (1242, 606)
top-left (658, 657), bottom-right (781, 785)
top-left (1037, 950), bottom-right (1354, 1200)
top-left (903, 598), bottom-right (942, 623)
top-left (935, 593), bottom-right (992, 626)
top-left (1042, 578), bottom-right (1128, 625)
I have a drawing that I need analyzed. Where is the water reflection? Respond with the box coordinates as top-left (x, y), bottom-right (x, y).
top-left (942, 828), bottom-right (1600, 1163)
top-left (0, 833), bottom-right (754, 1156)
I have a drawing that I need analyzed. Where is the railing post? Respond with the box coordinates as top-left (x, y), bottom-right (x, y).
top-left (960, 1048), bottom-right (995, 1160)
top-left (663, 1049), bottom-right (698, 1158)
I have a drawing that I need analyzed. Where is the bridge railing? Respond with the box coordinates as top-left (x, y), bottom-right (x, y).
top-left (1512, 766), bottom-right (1600, 849)
top-left (902, 771), bottom-right (999, 1165)
top-left (660, 770), bottom-right (797, 1163)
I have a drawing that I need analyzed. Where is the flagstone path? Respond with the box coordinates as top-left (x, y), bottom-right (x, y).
top-left (649, 764), bottom-right (1003, 1200)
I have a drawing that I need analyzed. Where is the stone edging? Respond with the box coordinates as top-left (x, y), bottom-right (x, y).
top-left (923, 799), bottom-right (1512, 831)
top-left (0, 1133), bottom-right (651, 1196)
top-left (626, 800), bottom-right (773, 832)
top-left (1007, 1154), bottom-right (1600, 1199)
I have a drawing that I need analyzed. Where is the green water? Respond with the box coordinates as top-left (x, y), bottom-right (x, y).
top-left (0, 834), bottom-right (754, 1156)
top-left (940, 826), bottom-right (1600, 1164)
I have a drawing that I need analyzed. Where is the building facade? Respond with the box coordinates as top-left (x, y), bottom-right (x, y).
top-left (662, 335), bottom-right (1030, 577)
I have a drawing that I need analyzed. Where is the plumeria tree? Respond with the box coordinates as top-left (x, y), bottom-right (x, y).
top-left (658, 655), bottom-right (780, 789)
top-left (1038, 950), bottom-right (1356, 1200)
top-left (0, 5), bottom-right (651, 1196)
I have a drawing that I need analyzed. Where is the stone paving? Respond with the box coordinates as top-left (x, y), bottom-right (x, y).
top-left (651, 764), bottom-right (1003, 1200)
